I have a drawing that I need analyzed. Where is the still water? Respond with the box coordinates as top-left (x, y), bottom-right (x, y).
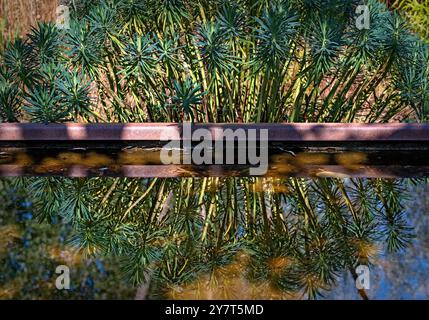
top-left (2, 146), bottom-right (429, 178)
top-left (0, 176), bottom-right (428, 300)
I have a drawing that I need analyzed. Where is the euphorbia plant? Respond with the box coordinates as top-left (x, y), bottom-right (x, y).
top-left (9, 176), bottom-right (415, 299)
top-left (0, 0), bottom-right (428, 123)
top-left (0, 0), bottom-right (425, 300)
top-left (391, 0), bottom-right (429, 42)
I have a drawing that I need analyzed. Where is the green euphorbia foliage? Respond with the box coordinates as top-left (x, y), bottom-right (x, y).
top-left (0, 0), bottom-right (428, 123)
top-left (0, 0), bottom-right (428, 301)
top-left (8, 176), bottom-right (415, 299)
top-left (393, 0), bottom-right (429, 42)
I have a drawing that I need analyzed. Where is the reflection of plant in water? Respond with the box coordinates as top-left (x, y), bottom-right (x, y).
top-left (0, 179), bottom-right (135, 299)
top-left (373, 182), bottom-right (429, 299)
top-left (13, 177), bottom-right (415, 299)
top-left (1, 0), bottom-right (429, 123)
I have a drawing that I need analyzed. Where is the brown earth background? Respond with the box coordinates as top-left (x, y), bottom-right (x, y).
top-left (0, 0), bottom-right (59, 46)
top-left (0, 0), bottom-right (402, 50)
top-left (0, 1), bottom-right (397, 43)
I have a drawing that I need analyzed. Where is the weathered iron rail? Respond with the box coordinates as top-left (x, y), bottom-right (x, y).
top-left (1, 123), bottom-right (429, 142)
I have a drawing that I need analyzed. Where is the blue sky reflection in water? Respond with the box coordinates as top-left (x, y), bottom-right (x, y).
top-left (0, 178), bottom-right (428, 300)
top-left (325, 183), bottom-right (429, 299)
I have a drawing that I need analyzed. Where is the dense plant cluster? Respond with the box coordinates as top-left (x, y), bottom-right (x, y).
top-left (0, 0), bottom-right (428, 123)
top-left (13, 177), bottom-right (415, 299)
top-left (393, 0), bottom-right (429, 42)
top-left (0, 180), bottom-right (134, 299)
top-left (0, 0), bottom-right (426, 301)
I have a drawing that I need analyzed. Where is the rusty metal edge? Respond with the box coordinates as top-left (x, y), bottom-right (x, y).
top-left (1, 123), bottom-right (429, 142)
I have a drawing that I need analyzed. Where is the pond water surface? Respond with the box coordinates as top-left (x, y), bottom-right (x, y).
top-left (1, 175), bottom-right (428, 300)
